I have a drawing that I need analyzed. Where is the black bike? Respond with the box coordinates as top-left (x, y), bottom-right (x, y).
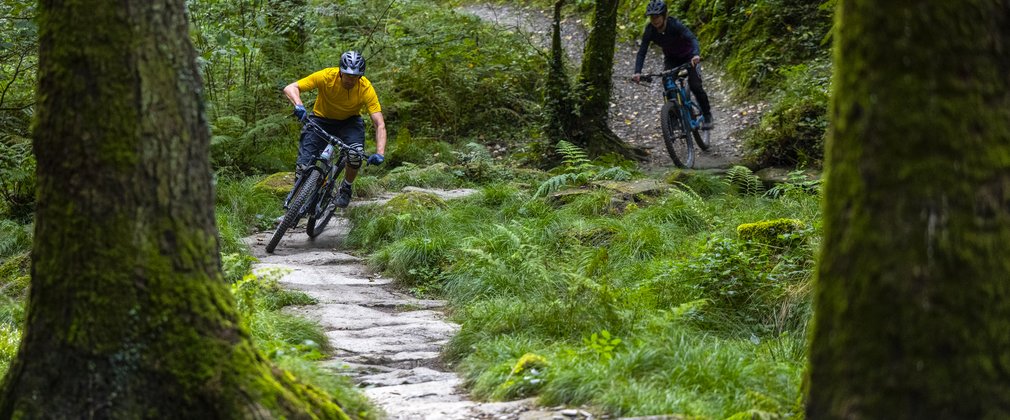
top-left (642, 63), bottom-right (711, 168)
top-left (265, 119), bottom-right (365, 254)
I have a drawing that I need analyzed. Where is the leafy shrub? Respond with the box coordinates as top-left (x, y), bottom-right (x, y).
top-left (744, 61), bottom-right (830, 167)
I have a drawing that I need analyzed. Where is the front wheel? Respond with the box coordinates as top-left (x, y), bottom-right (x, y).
top-left (661, 102), bottom-right (694, 168)
top-left (307, 157), bottom-right (346, 238)
top-left (266, 171), bottom-right (320, 253)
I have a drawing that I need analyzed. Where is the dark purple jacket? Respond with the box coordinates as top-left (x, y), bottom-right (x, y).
top-left (634, 17), bottom-right (700, 74)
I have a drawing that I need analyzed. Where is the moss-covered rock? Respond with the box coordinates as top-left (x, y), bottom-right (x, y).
top-left (382, 191), bottom-right (446, 213)
top-left (253, 172), bottom-right (296, 199)
top-left (737, 218), bottom-right (806, 247)
top-left (511, 353), bottom-right (548, 375)
top-left (381, 163), bottom-right (464, 190)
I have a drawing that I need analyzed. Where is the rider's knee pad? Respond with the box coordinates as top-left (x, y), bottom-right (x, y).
top-left (347, 145), bottom-right (364, 169)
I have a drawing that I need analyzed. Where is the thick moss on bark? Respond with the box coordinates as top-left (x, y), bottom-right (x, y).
top-left (807, 1), bottom-right (1010, 418)
top-left (0, 1), bottom-right (347, 418)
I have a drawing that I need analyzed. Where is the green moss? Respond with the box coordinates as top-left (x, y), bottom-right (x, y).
top-left (736, 218), bottom-right (805, 247)
top-left (511, 353), bottom-right (548, 375)
top-left (382, 191), bottom-right (447, 213)
top-left (253, 172), bottom-right (296, 199)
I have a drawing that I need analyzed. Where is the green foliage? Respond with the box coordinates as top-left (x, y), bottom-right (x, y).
top-left (216, 175), bottom-right (285, 254)
top-left (535, 141), bottom-right (633, 198)
top-left (765, 168), bottom-right (822, 199)
top-left (0, 1), bottom-right (37, 152)
top-left (726, 166), bottom-right (765, 196)
top-left (668, 0), bottom-right (834, 90)
top-left (744, 61), bottom-right (831, 167)
top-left (384, 128), bottom-right (456, 168)
top-left (0, 139), bottom-right (35, 221)
top-left (0, 219), bottom-right (31, 261)
top-left (347, 166), bottom-right (821, 417)
top-left (582, 330), bottom-right (622, 361)
top-left (210, 114), bottom-right (298, 175)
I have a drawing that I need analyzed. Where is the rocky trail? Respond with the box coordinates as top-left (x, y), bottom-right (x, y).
top-left (460, 4), bottom-right (767, 170)
top-left (246, 191), bottom-right (592, 419)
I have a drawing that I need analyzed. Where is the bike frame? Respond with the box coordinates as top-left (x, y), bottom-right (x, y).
top-left (283, 119), bottom-right (365, 213)
top-left (660, 63), bottom-right (704, 131)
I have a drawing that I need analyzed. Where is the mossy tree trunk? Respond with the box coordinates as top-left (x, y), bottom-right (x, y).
top-left (807, 1), bottom-right (1010, 418)
top-left (0, 1), bottom-right (347, 418)
top-left (544, 0), bottom-right (648, 161)
top-left (544, 0), bottom-right (575, 142)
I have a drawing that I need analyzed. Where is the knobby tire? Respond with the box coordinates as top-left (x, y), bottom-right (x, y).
top-left (307, 157), bottom-right (346, 238)
top-left (266, 171), bottom-right (320, 253)
top-left (661, 102), bottom-right (694, 168)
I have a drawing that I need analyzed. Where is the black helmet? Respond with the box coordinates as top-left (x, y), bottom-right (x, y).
top-left (645, 0), bottom-right (667, 16)
top-left (339, 50), bottom-right (366, 76)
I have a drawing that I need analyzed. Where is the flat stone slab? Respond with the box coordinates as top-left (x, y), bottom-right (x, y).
top-left (593, 179), bottom-right (670, 196)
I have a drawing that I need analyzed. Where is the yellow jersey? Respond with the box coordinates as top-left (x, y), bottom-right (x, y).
top-left (297, 68), bottom-right (382, 120)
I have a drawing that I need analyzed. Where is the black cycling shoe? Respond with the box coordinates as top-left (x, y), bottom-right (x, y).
top-left (334, 183), bottom-right (353, 208)
top-left (701, 115), bottom-right (714, 130)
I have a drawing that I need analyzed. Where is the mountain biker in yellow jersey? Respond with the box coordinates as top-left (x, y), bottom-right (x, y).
top-left (283, 50), bottom-right (387, 208)
top-left (632, 0), bottom-right (714, 130)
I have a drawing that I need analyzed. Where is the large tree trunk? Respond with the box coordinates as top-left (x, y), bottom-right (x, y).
top-left (544, 0), bottom-right (647, 162)
top-left (573, 0), bottom-right (648, 161)
top-left (807, 1), bottom-right (1010, 418)
top-left (0, 1), bottom-right (347, 418)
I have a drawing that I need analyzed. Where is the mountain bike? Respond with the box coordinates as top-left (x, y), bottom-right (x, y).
top-left (265, 119), bottom-right (366, 254)
top-left (641, 63), bottom-right (711, 168)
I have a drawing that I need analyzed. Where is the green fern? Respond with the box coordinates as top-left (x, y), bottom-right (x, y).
top-left (555, 140), bottom-right (592, 173)
top-left (592, 167), bottom-right (632, 182)
top-left (534, 172), bottom-right (586, 198)
top-left (726, 166), bottom-right (765, 196)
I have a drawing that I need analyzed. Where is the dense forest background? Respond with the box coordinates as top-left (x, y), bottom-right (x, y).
top-left (1, 0), bottom-right (836, 417)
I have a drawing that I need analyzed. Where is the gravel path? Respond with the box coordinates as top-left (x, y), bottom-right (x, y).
top-left (459, 4), bottom-right (767, 170)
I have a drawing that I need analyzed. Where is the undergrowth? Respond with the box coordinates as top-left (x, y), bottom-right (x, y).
top-left (347, 165), bottom-right (821, 418)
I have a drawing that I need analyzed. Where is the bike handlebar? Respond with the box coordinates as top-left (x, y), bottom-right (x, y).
top-left (637, 62), bottom-right (696, 83)
top-left (302, 119), bottom-right (367, 159)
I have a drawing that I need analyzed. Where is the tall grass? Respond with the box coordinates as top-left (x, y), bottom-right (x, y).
top-left (347, 169), bottom-right (820, 418)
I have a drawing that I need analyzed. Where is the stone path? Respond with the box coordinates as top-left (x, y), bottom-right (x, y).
top-left (246, 193), bottom-right (568, 420)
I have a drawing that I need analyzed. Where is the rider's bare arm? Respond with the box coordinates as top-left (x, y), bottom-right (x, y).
top-left (283, 82), bottom-right (304, 106)
top-left (370, 111), bottom-right (387, 156)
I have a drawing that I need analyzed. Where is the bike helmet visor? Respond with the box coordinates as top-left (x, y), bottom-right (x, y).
top-left (645, 0), bottom-right (667, 16)
top-left (339, 50), bottom-right (366, 76)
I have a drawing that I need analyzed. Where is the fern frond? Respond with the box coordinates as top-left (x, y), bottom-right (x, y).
top-left (726, 166), bottom-right (765, 196)
top-left (534, 172), bottom-right (582, 198)
top-left (593, 167), bottom-right (632, 182)
top-left (555, 140), bottom-right (590, 172)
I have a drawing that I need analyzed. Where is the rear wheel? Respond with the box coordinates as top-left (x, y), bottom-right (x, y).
top-left (307, 157), bottom-right (346, 238)
top-left (266, 171), bottom-right (320, 253)
top-left (661, 102), bottom-right (694, 168)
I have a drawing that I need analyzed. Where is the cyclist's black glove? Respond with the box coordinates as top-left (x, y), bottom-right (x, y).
top-left (367, 153), bottom-right (384, 166)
